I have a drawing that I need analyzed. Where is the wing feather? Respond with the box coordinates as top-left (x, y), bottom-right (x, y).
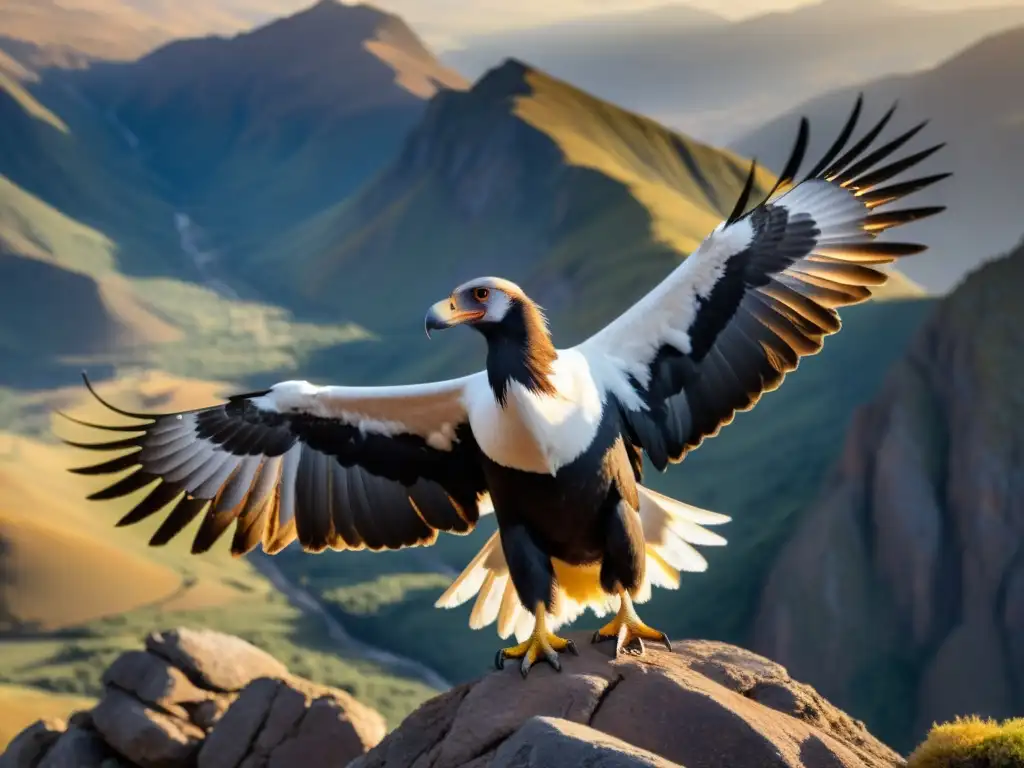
top-left (59, 371), bottom-right (489, 557)
top-left (577, 95), bottom-right (948, 468)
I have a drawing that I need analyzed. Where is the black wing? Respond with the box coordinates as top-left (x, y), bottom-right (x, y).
top-left (577, 96), bottom-right (949, 469)
top-left (60, 373), bottom-right (489, 556)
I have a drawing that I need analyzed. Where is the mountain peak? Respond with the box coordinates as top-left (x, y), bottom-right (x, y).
top-left (470, 58), bottom-right (537, 98)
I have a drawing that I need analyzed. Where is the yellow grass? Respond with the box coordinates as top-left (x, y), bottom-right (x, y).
top-left (0, 684), bottom-right (94, 749)
top-left (515, 70), bottom-right (777, 257)
top-left (908, 716), bottom-right (1024, 768)
top-left (95, 275), bottom-right (183, 347)
top-left (0, 75), bottom-right (66, 133)
top-left (0, 371), bottom-right (261, 631)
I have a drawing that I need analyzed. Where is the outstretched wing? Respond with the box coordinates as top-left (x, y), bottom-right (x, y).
top-left (60, 373), bottom-right (490, 556)
top-left (576, 95), bottom-right (949, 470)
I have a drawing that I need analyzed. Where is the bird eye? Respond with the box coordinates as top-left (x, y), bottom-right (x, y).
top-left (473, 287), bottom-right (490, 302)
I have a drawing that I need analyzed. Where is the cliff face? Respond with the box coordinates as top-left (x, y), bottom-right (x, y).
top-left (751, 239), bottom-right (1024, 752)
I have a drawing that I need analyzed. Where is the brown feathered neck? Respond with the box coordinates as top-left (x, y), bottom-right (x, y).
top-left (477, 297), bottom-right (557, 407)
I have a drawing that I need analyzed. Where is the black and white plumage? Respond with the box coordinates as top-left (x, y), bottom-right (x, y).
top-left (62, 96), bottom-right (948, 675)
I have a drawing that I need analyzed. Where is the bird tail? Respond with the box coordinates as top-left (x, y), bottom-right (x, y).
top-left (434, 485), bottom-right (729, 641)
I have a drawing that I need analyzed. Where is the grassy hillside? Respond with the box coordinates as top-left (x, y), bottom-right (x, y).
top-left (0, 62), bottom-right (371, 390)
top-left (732, 24), bottom-right (1024, 293)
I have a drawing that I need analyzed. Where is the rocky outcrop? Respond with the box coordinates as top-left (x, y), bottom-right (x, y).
top-left (751, 242), bottom-right (1024, 753)
top-left (3, 628), bottom-right (904, 768)
top-left (353, 632), bottom-right (903, 768)
top-left (0, 628), bottom-right (385, 768)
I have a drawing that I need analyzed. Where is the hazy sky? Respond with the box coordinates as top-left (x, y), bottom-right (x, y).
top-left (331, 0), bottom-right (1024, 47)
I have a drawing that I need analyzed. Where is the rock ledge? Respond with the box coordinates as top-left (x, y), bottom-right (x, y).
top-left (353, 632), bottom-right (904, 768)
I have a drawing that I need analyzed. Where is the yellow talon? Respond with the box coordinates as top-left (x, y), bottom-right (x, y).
top-left (591, 586), bottom-right (672, 656)
top-left (495, 602), bottom-right (579, 677)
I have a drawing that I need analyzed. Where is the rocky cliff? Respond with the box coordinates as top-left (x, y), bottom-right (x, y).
top-left (751, 239), bottom-right (1024, 753)
top-left (1, 628), bottom-right (903, 768)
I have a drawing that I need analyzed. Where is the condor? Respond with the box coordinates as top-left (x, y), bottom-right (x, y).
top-left (62, 96), bottom-right (948, 677)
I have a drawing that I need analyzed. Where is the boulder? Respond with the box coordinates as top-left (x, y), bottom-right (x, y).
top-left (197, 676), bottom-right (385, 768)
top-left (353, 633), bottom-right (903, 768)
top-left (0, 720), bottom-right (64, 768)
top-left (90, 688), bottom-right (204, 768)
top-left (0, 628), bottom-right (384, 768)
top-left (145, 629), bottom-right (288, 692)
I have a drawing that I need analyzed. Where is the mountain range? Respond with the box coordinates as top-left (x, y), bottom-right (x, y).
top-left (444, 0), bottom-right (1024, 143)
top-left (733, 23), bottom-right (1024, 293)
top-left (0, 0), bottom-right (1021, 756)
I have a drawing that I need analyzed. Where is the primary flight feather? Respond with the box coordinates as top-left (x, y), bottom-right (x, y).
top-left (60, 96), bottom-right (949, 676)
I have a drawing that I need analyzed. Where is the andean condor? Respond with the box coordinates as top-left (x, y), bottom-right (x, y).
top-left (60, 96), bottom-right (949, 676)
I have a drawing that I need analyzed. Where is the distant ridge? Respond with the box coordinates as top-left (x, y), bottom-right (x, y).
top-left (733, 24), bottom-right (1024, 292)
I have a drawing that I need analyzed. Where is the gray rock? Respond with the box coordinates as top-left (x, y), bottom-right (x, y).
top-left (197, 678), bottom-right (280, 768)
top-left (0, 719), bottom-right (64, 768)
top-left (492, 717), bottom-right (681, 767)
top-left (199, 676), bottom-right (384, 768)
top-left (103, 650), bottom-right (212, 720)
top-left (266, 694), bottom-right (381, 768)
top-left (355, 634), bottom-right (901, 768)
top-left (91, 688), bottom-right (203, 768)
top-left (38, 726), bottom-right (108, 768)
top-left (146, 628), bottom-right (287, 692)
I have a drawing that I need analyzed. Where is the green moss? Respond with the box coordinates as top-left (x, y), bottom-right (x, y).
top-left (909, 717), bottom-right (1024, 768)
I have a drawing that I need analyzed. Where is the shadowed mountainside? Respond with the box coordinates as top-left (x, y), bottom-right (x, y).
top-left (751, 238), bottom-right (1024, 753)
top-left (732, 25), bottom-right (1024, 293)
top-left (68, 1), bottom-right (467, 248)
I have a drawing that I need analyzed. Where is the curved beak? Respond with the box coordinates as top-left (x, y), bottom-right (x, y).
top-left (424, 299), bottom-right (484, 339)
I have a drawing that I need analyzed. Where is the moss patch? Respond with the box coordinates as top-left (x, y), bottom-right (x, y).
top-left (908, 716), bottom-right (1024, 768)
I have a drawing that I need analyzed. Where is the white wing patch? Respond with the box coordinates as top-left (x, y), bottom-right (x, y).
top-left (249, 375), bottom-right (480, 452)
top-left (581, 219), bottom-right (754, 394)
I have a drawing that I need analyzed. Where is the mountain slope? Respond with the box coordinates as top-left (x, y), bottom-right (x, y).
top-left (70, 1), bottom-right (466, 248)
top-left (443, 1), bottom-right (1024, 142)
top-left (252, 59), bottom-right (922, 366)
top-left (732, 25), bottom-right (1024, 293)
top-left (751, 237), bottom-right (1024, 753)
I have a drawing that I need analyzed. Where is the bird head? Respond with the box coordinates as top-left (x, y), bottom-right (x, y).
top-left (424, 277), bottom-right (525, 339)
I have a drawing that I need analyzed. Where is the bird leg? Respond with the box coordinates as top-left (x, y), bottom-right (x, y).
top-left (495, 601), bottom-right (579, 678)
top-left (591, 585), bottom-right (672, 656)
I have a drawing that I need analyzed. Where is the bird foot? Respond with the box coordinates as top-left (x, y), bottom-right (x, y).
top-left (591, 604), bottom-right (672, 657)
top-left (495, 630), bottom-right (579, 678)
